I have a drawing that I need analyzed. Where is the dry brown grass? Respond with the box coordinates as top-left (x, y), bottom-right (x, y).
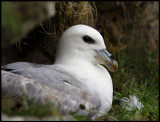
top-left (41, 1), bottom-right (97, 41)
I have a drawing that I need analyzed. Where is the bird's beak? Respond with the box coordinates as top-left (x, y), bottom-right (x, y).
top-left (95, 49), bottom-right (118, 72)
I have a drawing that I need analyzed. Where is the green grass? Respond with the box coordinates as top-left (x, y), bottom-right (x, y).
top-left (104, 39), bottom-right (159, 121)
top-left (2, 37), bottom-right (159, 121)
top-left (2, 97), bottom-right (62, 119)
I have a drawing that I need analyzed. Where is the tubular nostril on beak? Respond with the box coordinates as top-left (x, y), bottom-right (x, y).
top-left (94, 49), bottom-right (118, 72)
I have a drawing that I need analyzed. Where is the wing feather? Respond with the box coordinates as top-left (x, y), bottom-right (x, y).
top-left (2, 62), bottom-right (101, 117)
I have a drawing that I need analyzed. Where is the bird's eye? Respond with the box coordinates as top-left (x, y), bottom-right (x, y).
top-left (83, 35), bottom-right (95, 44)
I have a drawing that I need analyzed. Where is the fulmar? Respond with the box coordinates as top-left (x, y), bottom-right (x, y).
top-left (2, 24), bottom-right (118, 119)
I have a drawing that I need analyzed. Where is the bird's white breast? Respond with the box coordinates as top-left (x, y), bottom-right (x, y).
top-left (55, 59), bottom-right (113, 114)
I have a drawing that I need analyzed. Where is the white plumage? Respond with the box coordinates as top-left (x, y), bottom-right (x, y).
top-left (120, 95), bottom-right (144, 111)
top-left (2, 24), bottom-right (118, 119)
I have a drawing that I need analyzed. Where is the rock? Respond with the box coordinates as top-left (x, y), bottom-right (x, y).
top-left (95, 2), bottom-right (159, 52)
top-left (2, 2), bottom-right (56, 48)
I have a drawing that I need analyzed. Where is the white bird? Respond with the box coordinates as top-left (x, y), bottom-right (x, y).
top-left (2, 24), bottom-right (118, 119)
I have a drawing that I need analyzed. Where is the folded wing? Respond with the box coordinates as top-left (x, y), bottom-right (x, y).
top-left (2, 62), bottom-right (101, 117)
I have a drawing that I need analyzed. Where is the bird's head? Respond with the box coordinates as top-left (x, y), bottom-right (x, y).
top-left (55, 24), bottom-right (118, 72)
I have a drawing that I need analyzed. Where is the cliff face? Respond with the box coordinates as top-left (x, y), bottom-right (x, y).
top-left (95, 2), bottom-right (159, 52)
top-left (2, 2), bottom-right (56, 65)
top-left (2, 2), bottom-right (56, 48)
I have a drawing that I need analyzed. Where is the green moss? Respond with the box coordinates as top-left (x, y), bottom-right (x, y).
top-left (2, 2), bottom-right (21, 43)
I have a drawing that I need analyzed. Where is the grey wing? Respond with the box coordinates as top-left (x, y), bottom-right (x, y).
top-left (2, 62), bottom-right (45, 70)
top-left (2, 63), bottom-right (101, 117)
